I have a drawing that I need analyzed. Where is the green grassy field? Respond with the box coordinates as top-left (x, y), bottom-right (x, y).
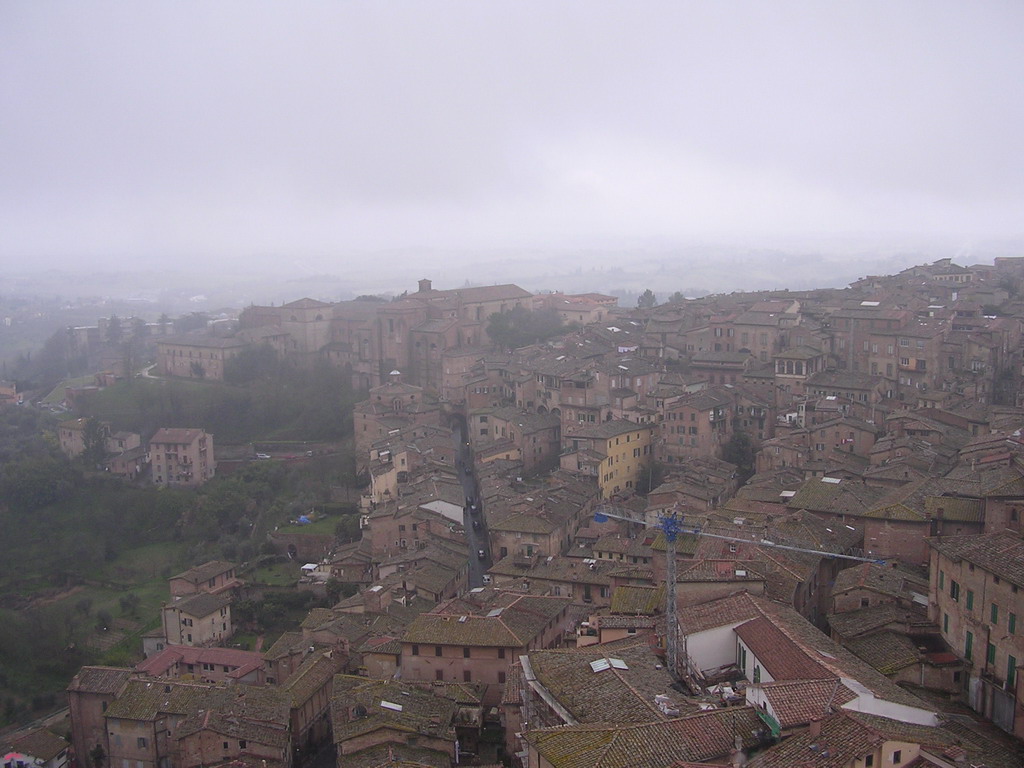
top-left (248, 561), bottom-right (302, 587)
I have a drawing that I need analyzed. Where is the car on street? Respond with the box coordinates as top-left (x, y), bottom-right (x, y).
top-left (472, 519), bottom-right (480, 530)
top-left (255, 453), bottom-right (271, 460)
top-left (477, 548), bottom-right (487, 560)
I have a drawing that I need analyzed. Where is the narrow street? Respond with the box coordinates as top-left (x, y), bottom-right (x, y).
top-left (451, 416), bottom-right (490, 587)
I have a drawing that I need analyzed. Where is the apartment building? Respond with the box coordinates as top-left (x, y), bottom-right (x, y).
top-left (929, 531), bottom-right (1024, 738)
top-left (400, 593), bottom-right (572, 707)
top-left (149, 428), bottom-right (214, 487)
top-left (156, 336), bottom-right (248, 381)
top-left (658, 388), bottom-right (733, 464)
top-left (560, 420), bottom-right (655, 498)
top-left (161, 592), bottom-right (232, 647)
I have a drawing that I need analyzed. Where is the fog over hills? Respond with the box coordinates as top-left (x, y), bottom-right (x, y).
top-left (2, 2), bottom-right (1022, 293)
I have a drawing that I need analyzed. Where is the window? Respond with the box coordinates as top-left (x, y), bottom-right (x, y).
top-left (965, 631), bottom-right (973, 660)
top-left (865, 756), bottom-right (874, 767)
top-left (136, 738), bottom-right (147, 749)
top-left (463, 647), bottom-right (471, 658)
top-left (435, 646), bottom-right (443, 656)
top-left (966, 590), bottom-right (974, 610)
top-left (1009, 656), bottom-right (1018, 689)
top-left (943, 613), bottom-right (949, 634)
top-left (463, 670), bottom-right (472, 682)
top-left (987, 642), bottom-right (997, 665)
top-left (950, 580), bottom-right (960, 602)
top-left (411, 645), bottom-right (419, 656)
top-left (239, 741), bottom-right (246, 750)
top-left (892, 751), bottom-right (901, 763)
top-left (498, 648), bottom-right (506, 659)
top-left (991, 603), bottom-right (999, 624)
top-left (861, 597), bottom-right (870, 608)
top-left (939, 570), bottom-right (944, 590)
top-left (498, 671), bottom-right (506, 684)
top-left (1010, 613), bottom-right (1017, 635)
top-left (435, 669), bottom-right (443, 681)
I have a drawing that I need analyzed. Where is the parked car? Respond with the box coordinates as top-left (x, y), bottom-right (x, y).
top-left (255, 453), bottom-right (271, 460)
top-left (482, 574), bottom-right (492, 585)
top-left (477, 548), bottom-right (487, 560)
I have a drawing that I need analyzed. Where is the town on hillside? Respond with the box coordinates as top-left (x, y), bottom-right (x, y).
top-left (10, 257), bottom-right (1024, 768)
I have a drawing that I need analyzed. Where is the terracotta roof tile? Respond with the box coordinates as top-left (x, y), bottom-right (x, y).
top-left (752, 678), bottom-right (857, 728)
top-left (1, 729), bottom-right (68, 761)
top-left (845, 631), bottom-right (921, 675)
top-left (66, 665), bottom-right (133, 694)
top-left (523, 707), bottom-right (763, 768)
top-left (524, 641), bottom-right (695, 724)
top-left (929, 530), bottom-right (1024, 587)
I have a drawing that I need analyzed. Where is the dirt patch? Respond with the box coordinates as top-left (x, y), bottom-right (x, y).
top-left (25, 584), bottom-right (86, 609)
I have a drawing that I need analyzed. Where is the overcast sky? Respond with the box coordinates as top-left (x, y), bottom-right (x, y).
top-left (2, 1), bottom-right (1022, 275)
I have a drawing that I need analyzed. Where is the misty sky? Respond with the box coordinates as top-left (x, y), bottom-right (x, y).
top-left (2, 2), bottom-right (1022, 273)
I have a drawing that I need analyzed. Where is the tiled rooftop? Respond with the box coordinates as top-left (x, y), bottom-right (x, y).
top-left (1, 728), bottom-right (68, 761)
top-left (523, 707), bottom-right (763, 768)
top-left (524, 641), bottom-right (695, 724)
top-left (403, 593), bottom-right (571, 647)
top-left (67, 665), bottom-right (133, 694)
top-left (754, 678), bottom-right (857, 728)
top-left (928, 530), bottom-right (1024, 587)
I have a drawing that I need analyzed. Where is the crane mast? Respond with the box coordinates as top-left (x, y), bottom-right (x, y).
top-left (593, 503), bottom-right (883, 681)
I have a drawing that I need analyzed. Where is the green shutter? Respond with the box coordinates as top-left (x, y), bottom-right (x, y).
top-left (991, 603), bottom-right (999, 624)
top-left (966, 590), bottom-right (974, 610)
top-left (1010, 613), bottom-right (1017, 635)
top-left (965, 631), bottom-right (973, 660)
top-left (987, 642), bottom-right (996, 665)
top-left (1009, 656), bottom-right (1017, 689)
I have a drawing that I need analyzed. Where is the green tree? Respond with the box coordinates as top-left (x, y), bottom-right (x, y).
top-left (224, 343), bottom-right (282, 385)
top-left (722, 431), bottom-right (756, 482)
top-left (81, 418), bottom-right (108, 466)
top-left (0, 453), bottom-right (78, 513)
top-left (118, 593), bottom-right (141, 617)
top-left (635, 460), bottom-right (666, 495)
top-left (486, 306), bottom-right (567, 350)
top-left (637, 289), bottom-right (657, 308)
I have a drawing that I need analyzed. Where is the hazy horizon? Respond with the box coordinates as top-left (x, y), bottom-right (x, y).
top-left (2, 2), bottom-right (1022, 279)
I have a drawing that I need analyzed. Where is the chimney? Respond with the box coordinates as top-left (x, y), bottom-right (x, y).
top-left (418, 278), bottom-right (432, 293)
top-left (809, 717), bottom-right (821, 738)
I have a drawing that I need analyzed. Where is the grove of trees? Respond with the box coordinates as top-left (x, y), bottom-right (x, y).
top-left (486, 306), bottom-right (573, 350)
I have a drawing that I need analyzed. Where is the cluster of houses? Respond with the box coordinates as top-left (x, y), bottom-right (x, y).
top-left (57, 419), bottom-right (215, 487)
top-left (50, 257), bottom-right (1024, 767)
